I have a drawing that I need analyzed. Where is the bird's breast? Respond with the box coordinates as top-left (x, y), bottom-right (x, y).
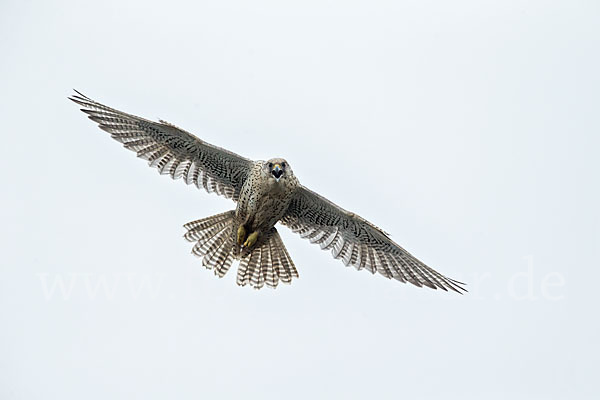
top-left (236, 177), bottom-right (294, 232)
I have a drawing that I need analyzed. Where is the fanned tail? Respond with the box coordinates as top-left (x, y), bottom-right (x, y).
top-left (183, 211), bottom-right (236, 277)
top-left (184, 214), bottom-right (298, 289)
top-left (237, 228), bottom-right (299, 289)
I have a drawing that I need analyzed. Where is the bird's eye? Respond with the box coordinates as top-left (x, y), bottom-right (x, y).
top-left (281, 162), bottom-right (286, 168)
top-left (268, 163), bottom-right (273, 168)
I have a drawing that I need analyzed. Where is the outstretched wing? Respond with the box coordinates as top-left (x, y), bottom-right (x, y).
top-left (281, 186), bottom-right (466, 293)
top-left (69, 91), bottom-right (253, 201)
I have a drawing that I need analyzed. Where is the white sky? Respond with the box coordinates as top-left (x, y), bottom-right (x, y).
top-left (1, 0), bottom-right (598, 399)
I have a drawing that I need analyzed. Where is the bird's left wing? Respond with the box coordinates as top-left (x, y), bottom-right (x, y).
top-left (69, 91), bottom-right (253, 201)
top-left (281, 186), bottom-right (466, 292)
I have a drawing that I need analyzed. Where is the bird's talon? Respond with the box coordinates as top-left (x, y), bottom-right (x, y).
top-left (243, 231), bottom-right (259, 248)
top-left (237, 225), bottom-right (246, 246)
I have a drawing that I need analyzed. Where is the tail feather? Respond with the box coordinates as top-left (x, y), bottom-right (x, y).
top-left (189, 223), bottom-right (225, 244)
top-left (184, 211), bottom-right (236, 275)
top-left (202, 237), bottom-right (228, 269)
top-left (213, 241), bottom-right (234, 277)
top-left (237, 255), bottom-right (250, 286)
top-left (237, 228), bottom-right (298, 289)
top-left (274, 232), bottom-right (298, 281)
top-left (184, 212), bottom-right (298, 289)
top-left (269, 236), bottom-right (288, 284)
top-left (184, 211), bottom-right (232, 242)
top-left (261, 241), bottom-right (277, 288)
top-left (249, 249), bottom-right (264, 288)
top-left (198, 225), bottom-right (229, 255)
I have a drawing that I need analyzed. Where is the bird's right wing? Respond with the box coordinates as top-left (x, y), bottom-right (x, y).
top-left (69, 91), bottom-right (254, 201)
top-left (281, 185), bottom-right (466, 293)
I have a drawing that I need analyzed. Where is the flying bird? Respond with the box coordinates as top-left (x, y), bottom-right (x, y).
top-left (69, 91), bottom-right (465, 292)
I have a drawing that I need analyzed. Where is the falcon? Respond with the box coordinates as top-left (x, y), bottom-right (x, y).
top-left (69, 91), bottom-right (466, 292)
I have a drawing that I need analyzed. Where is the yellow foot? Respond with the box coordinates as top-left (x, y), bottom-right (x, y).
top-left (243, 231), bottom-right (259, 248)
top-left (237, 225), bottom-right (246, 246)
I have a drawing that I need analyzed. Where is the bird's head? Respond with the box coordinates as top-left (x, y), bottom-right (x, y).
top-left (264, 158), bottom-right (291, 182)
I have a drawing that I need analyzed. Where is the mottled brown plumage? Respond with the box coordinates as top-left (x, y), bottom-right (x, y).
top-left (70, 91), bottom-right (466, 292)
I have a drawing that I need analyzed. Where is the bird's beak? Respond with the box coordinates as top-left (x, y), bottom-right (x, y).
top-left (272, 164), bottom-right (283, 181)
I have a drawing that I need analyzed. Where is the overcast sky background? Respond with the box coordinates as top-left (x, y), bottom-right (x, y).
top-left (1, 0), bottom-right (598, 399)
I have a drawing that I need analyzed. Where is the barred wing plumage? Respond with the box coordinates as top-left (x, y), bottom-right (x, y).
top-left (69, 91), bottom-right (253, 201)
top-left (281, 186), bottom-right (466, 293)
